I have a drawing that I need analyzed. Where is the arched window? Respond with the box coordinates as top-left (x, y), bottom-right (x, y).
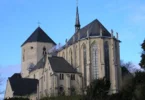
top-left (83, 44), bottom-right (87, 87)
top-left (43, 47), bottom-right (46, 56)
top-left (104, 41), bottom-right (110, 80)
top-left (70, 86), bottom-right (76, 95)
top-left (58, 85), bottom-right (64, 95)
top-left (59, 74), bottom-right (64, 80)
top-left (69, 49), bottom-right (73, 65)
top-left (91, 43), bottom-right (98, 80)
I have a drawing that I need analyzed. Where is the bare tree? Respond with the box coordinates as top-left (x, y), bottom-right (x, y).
top-left (121, 60), bottom-right (138, 73)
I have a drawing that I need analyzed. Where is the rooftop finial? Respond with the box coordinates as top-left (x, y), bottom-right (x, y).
top-left (111, 29), bottom-right (114, 37)
top-left (38, 21), bottom-right (41, 27)
top-left (76, 0), bottom-right (78, 7)
top-left (75, 0), bottom-right (81, 32)
top-left (116, 32), bottom-right (119, 39)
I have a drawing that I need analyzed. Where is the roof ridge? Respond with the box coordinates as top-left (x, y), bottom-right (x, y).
top-left (66, 19), bottom-right (111, 46)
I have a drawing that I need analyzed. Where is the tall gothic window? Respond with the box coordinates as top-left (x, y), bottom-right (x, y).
top-left (91, 43), bottom-right (98, 80)
top-left (104, 41), bottom-right (110, 80)
top-left (83, 45), bottom-right (87, 87)
top-left (69, 49), bottom-right (73, 65)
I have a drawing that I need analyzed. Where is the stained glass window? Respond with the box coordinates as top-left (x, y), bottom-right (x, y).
top-left (91, 43), bottom-right (98, 80)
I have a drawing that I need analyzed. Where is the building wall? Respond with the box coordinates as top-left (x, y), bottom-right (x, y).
top-left (4, 80), bottom-right (13, 99)
top-left (28, 69), bottom-right (43, 80)
top-left (21, 42), bottom-right (55, 78)
top-left (29, 93), bottom-right (37, 100)
top-left (38, 55), bottom-right (53, 98)
top-left (57, 36), bottom-right (122, 93)
top-left (37, 55), bottom-right (82, 99)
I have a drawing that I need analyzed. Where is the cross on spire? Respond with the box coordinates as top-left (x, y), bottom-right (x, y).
top-left (37, 21), bottom-right (41, 27)
top-left (76, 0), bottom-right (78, 7)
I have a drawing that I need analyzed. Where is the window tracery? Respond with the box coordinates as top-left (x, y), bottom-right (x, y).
top-left (91, 43), bottom-right (98, 80)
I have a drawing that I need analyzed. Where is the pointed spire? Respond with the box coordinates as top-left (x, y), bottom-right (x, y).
top-left (75, 0), bottom-right (81, 32)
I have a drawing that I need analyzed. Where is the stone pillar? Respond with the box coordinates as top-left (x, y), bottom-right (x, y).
top-left (110, 39), bottom-right (117, 94)
top-left (65, 74), bottom-right (71, 95)
top-left (78, 74), bottom-right (83, 94)
top-left (46, 71), bottom-right (48, 94)
top-left (87, 39), bottom-right (91, 86)
top-left (99, 38), bottom-right (105, 78)
top-left (78, 41), bottom-right (81, 72)
top-left (117, 41), bottom-right (122, 90)
top-left (54, 74), bottom-right (58, 96)
top-left (50, 75), bottom-right (54, 96)
top-left (37, 82), bottom-right (39, 99)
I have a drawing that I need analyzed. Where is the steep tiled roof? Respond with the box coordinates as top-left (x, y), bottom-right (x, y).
top-left (68, 19), bottom-right (111, 45)
top-left (21, 27), bottom-right (56, 46)
top-left (48, 56), bottom-right (77, 73)
top-left (11, 73), bottom-right (22, 79)
top-left (9, 73), bottom-right (38, 96)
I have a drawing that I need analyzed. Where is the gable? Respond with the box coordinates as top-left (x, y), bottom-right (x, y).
top-left (4, 80), bottom-right (13, 98)
top-left (48, 56), bottom-right (77, 73)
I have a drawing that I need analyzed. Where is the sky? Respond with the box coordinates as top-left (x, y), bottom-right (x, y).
top-left (0, 0), bottom-right (145, 99)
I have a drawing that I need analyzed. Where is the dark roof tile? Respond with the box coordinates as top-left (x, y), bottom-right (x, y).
top-left (30, 55), bottom-right (47, 72)
top-left (9, 73), bottom-right (38, 96)
top-left (21, 27), bottom-right (56, 46)
top-left (48, 56), bottom-right (77, 73)
top-left (68, 19), bottom-right (111, 45)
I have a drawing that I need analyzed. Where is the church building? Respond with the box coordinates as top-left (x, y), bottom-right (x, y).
top-left (4, 5), bottom-right (122, 100)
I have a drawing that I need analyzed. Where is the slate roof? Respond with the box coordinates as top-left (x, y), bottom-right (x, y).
top-left (68, 19), bottom-right (111, 45)
top-left (48, 56), bottom-right (77, 73)
top-left (9, 73), bottom-right (38, 96)
top-left (30, 55), bottom-right (47, 72)
top-left (11, 73), bottom-right (22, 79)
top-left (21, 27), bottom-right (56, 46)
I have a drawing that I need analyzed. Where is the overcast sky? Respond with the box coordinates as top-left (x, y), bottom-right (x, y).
top-left (0, 0), bottom-right (145, 99)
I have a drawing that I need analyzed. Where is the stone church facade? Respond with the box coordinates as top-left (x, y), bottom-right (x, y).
top-left (4, 6), bottom-right (122, 100)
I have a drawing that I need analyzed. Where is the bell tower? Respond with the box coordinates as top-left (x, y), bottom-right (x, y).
top-left (21, 27), bottom-right (56, 78)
